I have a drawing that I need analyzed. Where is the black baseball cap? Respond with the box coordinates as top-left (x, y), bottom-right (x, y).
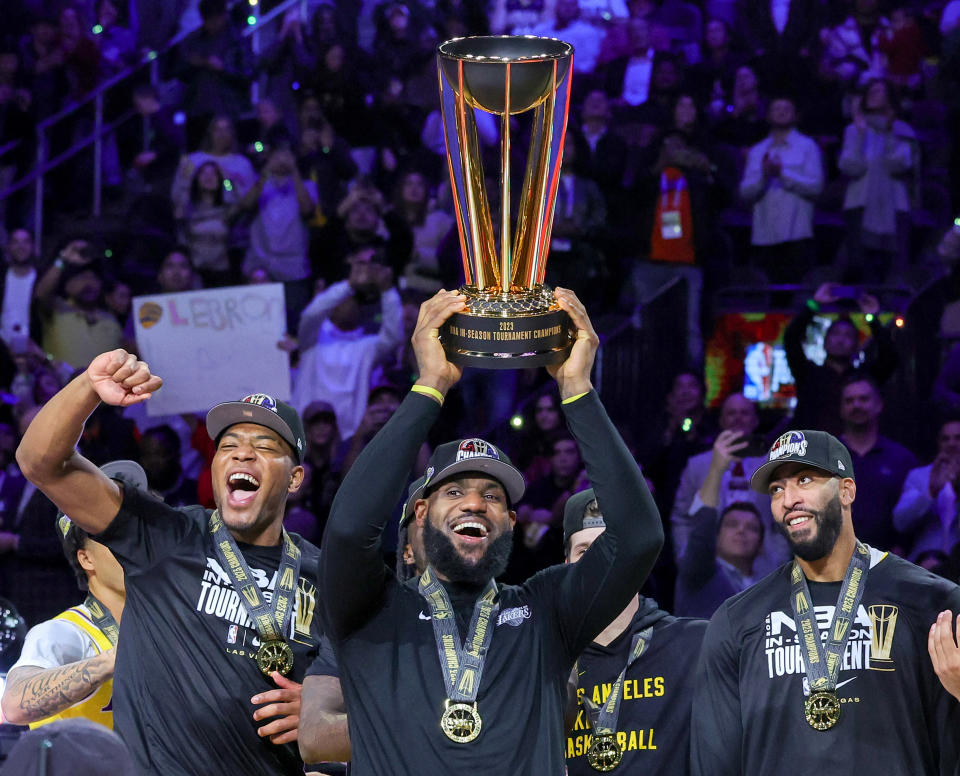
top-left (206, 393), bottom-right (306, 463)
top-left (749, 430), bottom-right (855, 494)
top-left (421, 439), bottom-right (525, 504)
top-left (58, 459), bottom-right (149, 545)
top-left (562, 488), bottom-right (604, 545)
top-left (399, 475), bottom-right (428, 527)
top-left (303, 400), bottom-right (337, 425)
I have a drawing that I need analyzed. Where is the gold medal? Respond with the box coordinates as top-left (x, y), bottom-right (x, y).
top-left (440, 700), bottom-right (482, 743)
top-left (804, 690), bottom-right (841, 731)
top-left (587, 732), bottom-right (623, 772)
top-left (255, 640), bottom-right (294, 676)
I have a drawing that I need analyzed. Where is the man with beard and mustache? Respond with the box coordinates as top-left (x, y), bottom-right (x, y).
top-left (304, 287), bottom-right (663, 775)
top-left (691, 429), bottom-right (960, 776)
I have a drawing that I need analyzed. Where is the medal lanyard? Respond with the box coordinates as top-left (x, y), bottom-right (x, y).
top-left (83, 593), bottom-right (119, 647)
top-left (583, 626), bottom-right (654, 736)
top-left (789, 542), bottom-right (870, 694)
top-left (660, 172), bottom-right (684, 211)
top-left (209, 510), bottom-right (301, 643)
top-left (419, 566), bottom-right (499, 704)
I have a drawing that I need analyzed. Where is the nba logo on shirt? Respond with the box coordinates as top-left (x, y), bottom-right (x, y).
top-left (227, 624), bottom-right (239, 644)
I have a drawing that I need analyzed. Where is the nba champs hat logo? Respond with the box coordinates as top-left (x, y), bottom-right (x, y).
top-left (420, 437), bottom-right (525, 503)
top-left (242, 393), bottom-right (278, 411)
top-left (456, 439), bottom-right (500, 462)
top-left (767, 431), bottom-right (808, 462)
top-left (750, 429), bottom-right (855, 493)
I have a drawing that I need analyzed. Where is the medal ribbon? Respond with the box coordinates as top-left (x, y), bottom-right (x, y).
top-left (418, 566), bottom-right (499, 704)
top-left (789, 541), bottom-right (870, 694)
top-left (583, 626), bottom-right (654, 735)
top-left (83, 593), bottom-right (119, 647)
top-left (208, 511), bottom-right (301, 643)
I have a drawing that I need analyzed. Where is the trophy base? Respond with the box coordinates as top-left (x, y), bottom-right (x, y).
top-left (440, 295), bottom-right (574, 369)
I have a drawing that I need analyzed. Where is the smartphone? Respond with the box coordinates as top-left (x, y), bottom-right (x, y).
top-left (735, 434), bottom-right (769, 458)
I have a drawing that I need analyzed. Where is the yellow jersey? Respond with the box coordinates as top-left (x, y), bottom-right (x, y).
top-left (28, 605), bottom-right (114, 730)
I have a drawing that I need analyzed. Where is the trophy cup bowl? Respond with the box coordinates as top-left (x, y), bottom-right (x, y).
top-left (437, 36), bottom-right (576, 369)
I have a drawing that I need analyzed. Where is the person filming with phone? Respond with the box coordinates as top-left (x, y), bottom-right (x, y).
top-left (671, 393), bottom-right (789, 580)
top-left (784, 282), bottom-right (898, 436)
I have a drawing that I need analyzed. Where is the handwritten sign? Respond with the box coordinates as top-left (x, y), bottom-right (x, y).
top-left (133, 284), bottom-right (289, 416)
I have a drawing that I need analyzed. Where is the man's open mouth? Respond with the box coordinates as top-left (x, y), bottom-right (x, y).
top-left (227, 472), bottom-right (260, 507)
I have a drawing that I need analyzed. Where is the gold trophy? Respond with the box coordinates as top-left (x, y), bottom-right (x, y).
top-left (437, 36), bottom-right (576, 368)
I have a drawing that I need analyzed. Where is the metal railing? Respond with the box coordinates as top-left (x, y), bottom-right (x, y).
top-left (0, 0), bottom-right (309, 253)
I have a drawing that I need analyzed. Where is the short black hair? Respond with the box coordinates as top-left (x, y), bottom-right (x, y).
top-left (719, 501), bottom-right (764, 540)
top-left (60, 520), bottom-right (91, 592)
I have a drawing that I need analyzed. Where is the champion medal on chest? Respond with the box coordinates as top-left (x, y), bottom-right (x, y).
top-left (255, 639), bottom-right (294, 676)
top-left (587, 732), bottom-right (623, 772)
top-left (440, 700), bottom-right (482, 743)
top-left (804, 689), bottom-right (841, 731)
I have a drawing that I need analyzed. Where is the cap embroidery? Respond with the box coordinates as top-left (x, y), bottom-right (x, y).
top-left (768, 431), bottom-right (808, 461)
top-left (456, 439), bottom-right (499, 461)
top-left (241, 393), bottom-right (278, 412)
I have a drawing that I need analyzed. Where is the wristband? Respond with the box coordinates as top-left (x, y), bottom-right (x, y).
top-left (805, 298), bottom-right (820, 313)
top-left (561, 391), bottom-right (590, 405)
top-left (411, 384), bottom-right (444, 405)
top-left (54, 257), bottom-right (66, 270)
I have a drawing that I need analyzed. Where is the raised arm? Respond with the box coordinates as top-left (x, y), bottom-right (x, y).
top-left (551, 289), bottom-right (664, 656)
top-left (319, 291), bottom-right (465, 638)
top-left (15, 349), bottom-right (163, 534)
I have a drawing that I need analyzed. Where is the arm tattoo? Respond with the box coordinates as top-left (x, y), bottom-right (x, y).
top-left (7, 651), bottom-right (114, 723)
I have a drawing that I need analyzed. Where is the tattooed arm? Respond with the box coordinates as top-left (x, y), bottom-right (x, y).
top-left (0, 649), bottom-right (116, 725)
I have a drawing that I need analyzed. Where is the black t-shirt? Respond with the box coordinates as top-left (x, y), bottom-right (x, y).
top-left (97, 486), bottom-right (328, 775)
top-left (317, 390), bottom-right (664, 776)
top-left (691, 547), bottom-right (960, 775)
top-left (566, 600), bottom-right (707, 776)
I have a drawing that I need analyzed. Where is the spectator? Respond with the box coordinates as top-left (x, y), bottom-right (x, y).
top-left (137, 424), bottom-right (198, 507)
top-left (172, 114), bottom-right (257, 199)
top-left (839, 373), bottom-right (917, 551)
top-left (710, 64), bottom-right (768, 150)
top-left (531, 0), bottom-right (603, 75)
top-left (257, 10), bottom-right (314, 134)
top-left (893, 418), bottom-right (960, 561)
top-left (672, 394), bottom-right (788, 575)
top-left (819, 1), bottom-right (889, 87)
top-left (20, 13), bottom-right (68, 118)
top-left (333, 383), bottom-right (429, 480)
top-left (155, 246), bottom-right (198, 293)
top-left (837, 78), bottom-right (915, 281)
top-left (59, 5), bottom-right (101, 99)
top-left (299, 400), bottom-right (341, 539)
top-left (489, 0), bottom-right (555, 34)
top-left (0, 228), bottom-right (41, 345)
top-left (675, 496), bottom-right (766, 618)
top-left (739, 95), bottom-right (823, 284)
top-left (392, 169), bottom-right (453, 294)
top-left (689, 18), bottom-right (744, 114)
top-left (296, 103), bottom-right (357, 226)
top-left (877, 6), bottom-right (925, 90)
top-left (174, 160), bottom-right (238, 287)
top-left (176, 0), bottom-right (253, 135)
top-left (571, 90), bottom-right (629, 214)
top-left (743, 0), bottom-right (822, 59)
top-left (546, 133), bottom-right (607, 303)
top-left (291, 251), bottom-right (402, 435)
top-left (598, 16), bottom-right (659, 107)
top-left (315, 182), bottom-right (413, 283)
top-left (94, 0), bottom-right (137, 76)
top-left (784, 283), bottom-right (897, 435)
top-left (654, 0), bottom-right (702, 63)
top-left (241, 143), bottom-right (319, 325)
top-left (504, 433), bottom-right (586, 584)
top-left (34, 241), bottom-right (123, 370)
top-left (116, 82), bottom-right (184, 225)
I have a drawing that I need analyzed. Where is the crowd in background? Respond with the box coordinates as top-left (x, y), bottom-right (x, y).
top-left (2, 0), bottom-right (960, 636)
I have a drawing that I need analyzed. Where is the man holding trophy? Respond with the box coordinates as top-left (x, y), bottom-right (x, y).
top-left (304, 36), bottom-right (664, 774)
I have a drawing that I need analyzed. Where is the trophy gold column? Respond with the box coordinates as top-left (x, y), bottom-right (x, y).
top-left (437, 36), bottom-right (576, 368)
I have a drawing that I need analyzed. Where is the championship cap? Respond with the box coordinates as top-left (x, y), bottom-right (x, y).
top-left (206, 393), bottom-right (306, 463)
top-left (562, 488), bottom-right (604, 545)
top-left (749, 430), bottom-right (855, 494)
top-left (399, 475), bottom-right (428, 527)
top-left (421, 439), bottom-right (525, 504)
top-left (1, 718), bottom-right (138, 775)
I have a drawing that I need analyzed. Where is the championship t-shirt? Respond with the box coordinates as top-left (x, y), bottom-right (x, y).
top-left (691, 548), bottom-right (960, 775)
top-left (97, 486), bottom-right (328, 775)
top-left (566, 601), bottom-right (707, 775)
